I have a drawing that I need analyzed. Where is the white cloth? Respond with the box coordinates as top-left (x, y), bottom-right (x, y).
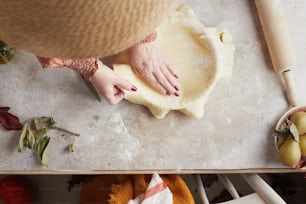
top-left (128, 173), bottom-right (173, 204)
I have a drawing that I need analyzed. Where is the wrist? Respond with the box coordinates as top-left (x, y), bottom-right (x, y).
top-left (71, 58), bottom-right (98, 81)
top-left (91, 60), bottom-right (104, 82)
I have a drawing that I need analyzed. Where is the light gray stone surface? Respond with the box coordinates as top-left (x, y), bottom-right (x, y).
top-left (1, 0), bottom-right (306, 173)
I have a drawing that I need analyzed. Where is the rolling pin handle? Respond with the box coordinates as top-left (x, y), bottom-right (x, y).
top-left (282, 70), bottom-right (300, 107)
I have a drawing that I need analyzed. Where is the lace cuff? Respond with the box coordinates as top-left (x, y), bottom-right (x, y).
top-left (37, 56), bottom-right (99, 80)
top-left (137, 31), bottom-right (157, 44)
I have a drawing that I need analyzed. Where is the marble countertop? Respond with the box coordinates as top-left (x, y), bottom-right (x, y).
top-left (1, 0), bottom-right (306, 174)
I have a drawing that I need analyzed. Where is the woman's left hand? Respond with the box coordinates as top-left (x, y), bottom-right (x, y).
top-left (91, 60), bottom-right (137, 105)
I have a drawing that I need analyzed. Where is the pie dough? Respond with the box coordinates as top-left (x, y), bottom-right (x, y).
top-left (113, 6), bottom-right (235, 119)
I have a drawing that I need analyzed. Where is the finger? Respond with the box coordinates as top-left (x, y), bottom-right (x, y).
top-left (114, 87), bottom-right (125, 101)
top-left (105, 92), bottom-right (124, 105)
top-left (143, 72), bottom-right (167, 95)
top-left (103, 86), bottom-right (123, 105)
top-left (115, 76), bottom-right (137, 92)
top-left (153, 69), bottom-right (176, 95)
top-left (165, 63), bottom-right (179, 79)
top-left (105, 93), bottom-right (119, 105)
top-left (160, 64), bottom-right (179, 92)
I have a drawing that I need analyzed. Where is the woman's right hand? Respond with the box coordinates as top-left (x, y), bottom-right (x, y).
top-left (91, 60), bottom-right (137, 105)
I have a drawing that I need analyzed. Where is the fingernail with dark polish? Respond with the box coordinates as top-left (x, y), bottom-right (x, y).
top-left (174, 92), bottom-right (179, 97)
top-left (166, 91), bottom-right (171, 96)
top-left (175, 74), bottom-right (179, 79)
top-left (131, 86), bottom-right (137, 91)
top-left (174, 85), bottom-right (179, 91)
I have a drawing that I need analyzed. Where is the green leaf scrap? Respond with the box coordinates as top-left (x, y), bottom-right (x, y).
top-left (36, 136), bottom-right (50, 166)
top-left (66, 143), bottom-right (74, 153)
top-left (17, 116), bottom-right (79, 166)
top-left (18, 123), bottom-right (28, 152)
top-left (31, 128), bottom-right (50, 140)
top-left (276, 135), bottom-right (288, 149)
top-left (18, 117), bottom-right (55, 152)
top-left (27, 130), bottom-right (36, 149)
top-left (32, 117), bottom-right (55, 130)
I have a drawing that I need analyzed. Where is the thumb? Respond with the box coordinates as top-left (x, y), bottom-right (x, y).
top-left (116, 77), bottom-right (137, 92)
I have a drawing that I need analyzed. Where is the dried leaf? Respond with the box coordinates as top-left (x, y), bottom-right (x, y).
top-left (289, 123), bottom-right (299, 143)
top-left (284, 119), bottom-right (292, 130)
top-left (36, 136), bottom-right (50, 166)
top-left (41, 145), bottom-right (49, 166)
top-left (17, 117), bottom-right (54, 153)
top-left (31, 117), bottom-right (55, 130)
top-left (17, 116), bottom-right (79, 166)
top-left (66, 143), bottom-right (74, 153)
top-left (31, 128), bottom-right (51, 140)
top-left (276, 135), bottom-right (288, 149)
top-left (36, 136), bottom-right (50, 157)
top-left (0, 107), bottom-right (23, 131)
top-left (18, 123), bottom-right (28, 152)
top-left (27, 130), bottom-right (36, 149)
top-left (273, 130), bottom-right (290, 150)
top-left (274, 130), bottom-right (289, 138)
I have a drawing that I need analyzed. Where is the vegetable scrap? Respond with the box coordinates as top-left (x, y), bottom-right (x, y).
top-left (18, 117), bottom-right (55, 152)
top-left (36, 136), bottom-right (51, 166)
top-left (17, 117), bottom-right (79, 166)
top-left (1, 107), bottom-right (79, 166)
top-left (66, 143), bottom-right (74, 153)
top-left (0, 107), bottom-right (23, 131)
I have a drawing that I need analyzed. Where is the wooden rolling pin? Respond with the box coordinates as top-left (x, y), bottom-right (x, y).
top-left (255, 0), bottom-right (299, 106)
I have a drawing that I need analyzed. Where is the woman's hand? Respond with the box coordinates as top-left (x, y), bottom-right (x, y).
top-left (91, 60), bottom-right (137, 105)
top-left (127, 43), bottom-right (179, 96)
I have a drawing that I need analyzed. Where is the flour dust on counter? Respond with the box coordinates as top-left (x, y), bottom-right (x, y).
top-left (107, 111), bottom-right (143, 162)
